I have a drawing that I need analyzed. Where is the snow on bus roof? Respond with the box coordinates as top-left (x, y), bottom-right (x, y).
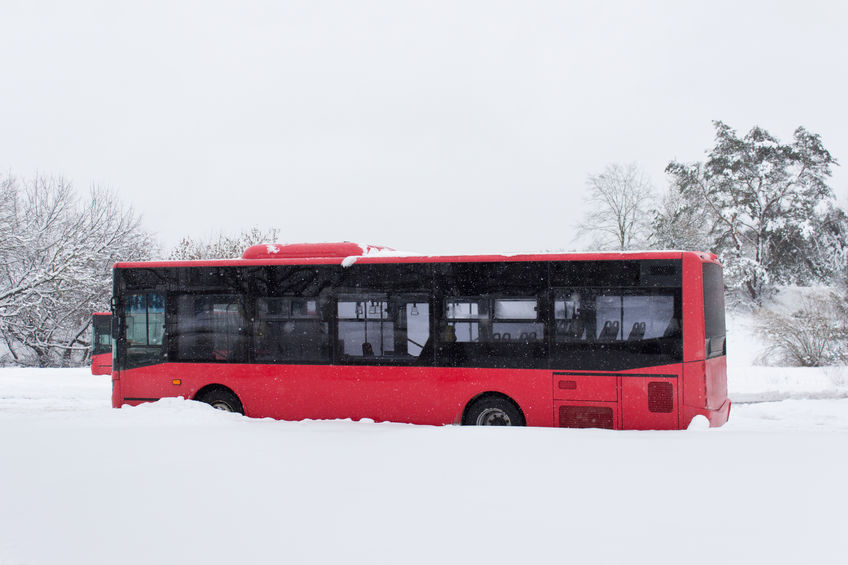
top-left (113, 243), bottom-right (714, 269)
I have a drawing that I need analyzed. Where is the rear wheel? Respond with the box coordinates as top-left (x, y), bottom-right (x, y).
top-left (197, 388), bottom-right (244, 415)
top-left (463, 395), bottom-right (525, 426)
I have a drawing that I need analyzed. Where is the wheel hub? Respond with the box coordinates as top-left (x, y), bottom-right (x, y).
top-left (476, 407), bottom-right (512, 426)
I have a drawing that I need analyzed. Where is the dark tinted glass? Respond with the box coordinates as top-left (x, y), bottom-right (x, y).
top-left (123, 292), bottom-right (166, 369)
top-left (703, 263), bottom-right (726, 358)
top-left (255, 297), bottom-right (329, 362)
top-left (554, 290), bottom-right (678, 343)
top-left (91, 315), bottom-right (112, 355)
top-left (173, 294), bottom-right (248, 362)
top-left (548, 287), bottom-right (683, 371)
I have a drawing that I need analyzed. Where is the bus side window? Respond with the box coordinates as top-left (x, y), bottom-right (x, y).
top-left (336, 294), bottom-right (430, 360)
top-left (492, 298), bottom-right (543, 342)
top-left (123, 292), bottom-right (166, 368)
top-left (555, 289), bottom-right (677, 343)
top-left (254, 297), bottom-right (329, 363)
top-left (126, 293), bottom-right (165, 346)
top-left (337, 295), bottom-right (393, 358)
top-left (175, 294), bottom-right (248, 362)
top-left (554, 292), bottom-right (587, 341)
top-left (444, 299), bottom-right (482, 342)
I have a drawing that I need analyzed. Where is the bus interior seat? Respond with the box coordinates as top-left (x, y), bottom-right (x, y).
top-left (557, 319), bottom-right (584, 339)
top-left (362, 342), bottom-right (374, 357)
top-left (599, 320), bottom-right (620, 341)
top-left (628, 322), bottom-right (646, 341)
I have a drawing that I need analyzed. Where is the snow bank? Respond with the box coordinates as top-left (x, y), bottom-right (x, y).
top-left (1, 368), bottom-right (847, 565)
top-left (729, 365), bottom-right (847, 403)
top-left (2, 299), bottom-right (847, 565)
top-left (726, 292), bottom-right (848, 402)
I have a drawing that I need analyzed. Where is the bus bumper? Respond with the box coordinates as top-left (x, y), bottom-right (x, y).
top-left (684, 398), bottom-right (731, 428)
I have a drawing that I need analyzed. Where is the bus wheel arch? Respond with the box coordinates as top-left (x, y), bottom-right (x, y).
top-left (194, 385), bottom-right (245, 415)
top-left (462, 392), bottom-right (526, 426)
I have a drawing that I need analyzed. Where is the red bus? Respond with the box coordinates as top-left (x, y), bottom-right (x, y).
top-left (90, 312), bottom-right (113, 375)
top-left (110, 243), bottom-right (730, 429)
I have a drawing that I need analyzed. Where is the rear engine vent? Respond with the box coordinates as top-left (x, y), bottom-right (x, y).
top-left (648, 382), bottom-right (674, 413)
top-left (559, 406), bottom-right (614, 429)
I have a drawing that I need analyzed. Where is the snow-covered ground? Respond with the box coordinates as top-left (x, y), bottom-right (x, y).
top-left (1, 312), bottom-right (847, 564)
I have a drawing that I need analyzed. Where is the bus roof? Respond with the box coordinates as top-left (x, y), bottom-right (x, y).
top-left (113, 242), bottom-right (718, 270)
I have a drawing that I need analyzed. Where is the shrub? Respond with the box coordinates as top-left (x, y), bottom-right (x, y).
top-left (757, 293), bottom-right (848, 367)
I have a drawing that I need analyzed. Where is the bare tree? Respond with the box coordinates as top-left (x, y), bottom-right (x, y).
top-left (0, 174), bottom-right (157, 366)
top-left (168, 226), bottom-right (281, 260)
top-left (576, 163), bottom-right (654, 251)
top-left (649, 184), bottom-right (712, 251)
top-left (665, 121), bottom-right (838, 301)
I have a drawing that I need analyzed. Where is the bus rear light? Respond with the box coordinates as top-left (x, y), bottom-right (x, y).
top-left (172, 379), bottom-right (181, 386)
top-left (648, 382), bottom-right (674, 413)
top-left (559, 406), bottom-right (614, 429)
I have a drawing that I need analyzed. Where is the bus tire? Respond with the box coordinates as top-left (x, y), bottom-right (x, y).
top-left (463, 395), bottom-right (525, 426)
top-left (197, 388), bottom-right (244, 415)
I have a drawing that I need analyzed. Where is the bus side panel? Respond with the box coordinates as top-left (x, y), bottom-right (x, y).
top-left (111, 370), bottom-right (122, 408)
top-left (91, 353), bottom-right (112, 375)
top-left (682, 360), bottom-right (730, 427)
top-left (553, 365), bottom-right (682, 430)
top-left (681, 253), bottom-right (706, 363)
top-left (683, 360), bottom-right (706, 410)
top-left (552, 373), bottom-right (617, 402)
top-left (113, 364), bottom-right (556, 427)
top-left (706, 355), bottom-right (728, 411)
top-left (619, 374), bottom-right (679, 430)
top-left (554, 400), bottom-right (619, 429)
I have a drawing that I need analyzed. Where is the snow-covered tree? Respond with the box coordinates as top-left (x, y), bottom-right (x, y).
top-left (649, 186), bottom-right (712, 251)
top-left (804, 204), bottom-right (848, 287)
top-left (665, 121), bottom-right (839, 301)
top-left (168, 226), bottom-right (281, 260)
top-left (0, 174), bottom-right (157, 366)
top-left (576, 163), bottom-right (655, 251)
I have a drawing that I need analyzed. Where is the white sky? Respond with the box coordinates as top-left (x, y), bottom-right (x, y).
top-left (2, 0), bottom-right (846, 254)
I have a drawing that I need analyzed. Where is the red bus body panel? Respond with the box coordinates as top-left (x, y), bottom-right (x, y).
top-left (90, 312), bottom-right (112, 376)
top-left (115, 363), bottom-right (554, 426)
top-left (90, 352), bottom-right (112, 375)
top-left (112, 248), bottom-right (730, 430)
top-left (112, 360), bottom-right (724, 430)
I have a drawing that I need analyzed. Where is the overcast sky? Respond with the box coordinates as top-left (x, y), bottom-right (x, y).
top-left (2, 0), bottom-right (846, 255)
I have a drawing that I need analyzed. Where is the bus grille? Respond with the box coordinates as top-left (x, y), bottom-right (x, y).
top-left (559, 406), bottom-right (614, 429)
top-left (648, 382), bottom-right (674, 413)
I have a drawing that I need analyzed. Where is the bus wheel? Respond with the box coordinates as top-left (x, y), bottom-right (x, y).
top-left (197, 388), bottom-right (244, 415)
top-left (463, 395), bottom-right (525, 426)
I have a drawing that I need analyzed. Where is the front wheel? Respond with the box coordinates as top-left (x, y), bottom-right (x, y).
top-left (197, 388), bottom-right (244, 415)
top-left (463, 396), bottom-right (525, 426)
